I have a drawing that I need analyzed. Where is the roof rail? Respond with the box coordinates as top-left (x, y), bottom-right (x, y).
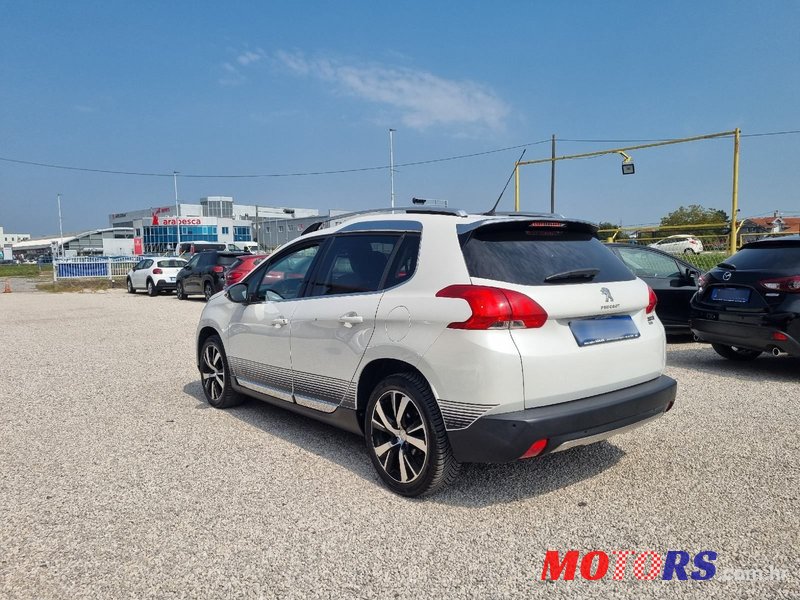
top-left (301, 206), bottom-right (469, 236)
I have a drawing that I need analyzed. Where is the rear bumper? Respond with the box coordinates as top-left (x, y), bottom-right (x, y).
top-left (446, 375), bottom-right (677, 463)
top-left (155, 279), bottom-right (177, 291)
top-left (690, 314), bottom-right (800, 356)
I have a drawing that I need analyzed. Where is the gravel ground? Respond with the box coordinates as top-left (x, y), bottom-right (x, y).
top-left (1, 290), bottom-right (798, 599)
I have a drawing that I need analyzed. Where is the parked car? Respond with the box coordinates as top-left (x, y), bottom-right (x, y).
top-left (126, 257), bottom-right (188, 296)
top-left (606, 243), bottom-right (701, 333)
top-left (690, 235), bottom-right (800, 359)
top-left (176, 251), bottom-right (245, 301)
top-left (224, 254), bottom-right (267, 288)
top-left (175, 241), bottom-right (227, 256)
top-left (194, 209), bottom-right (677, 497)
top-left (649, 235), bottom-right (704, 255)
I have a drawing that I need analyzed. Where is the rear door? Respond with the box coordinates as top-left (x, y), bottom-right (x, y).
top-left (460, 220), bottom-right (665, 408)
top-left (288, 233), bottom-right (402, 412)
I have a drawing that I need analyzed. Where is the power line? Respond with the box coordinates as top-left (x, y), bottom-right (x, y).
top-left (0, 130), bottom-right (797, 179)
top-left (0, 139), bottom-right (551, 179)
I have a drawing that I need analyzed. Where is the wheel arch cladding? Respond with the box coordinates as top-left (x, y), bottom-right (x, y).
top-left (197, 326), bottom-right (221, 368)
top-left (356, 358), bottom-right (433, 430)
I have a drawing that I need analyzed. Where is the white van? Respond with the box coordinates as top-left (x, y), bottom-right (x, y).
top-left (226, 241), bottom-right (259, 253)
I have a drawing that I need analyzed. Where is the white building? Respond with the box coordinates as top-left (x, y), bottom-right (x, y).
top-left (0, 226), bottom-right (31, 245)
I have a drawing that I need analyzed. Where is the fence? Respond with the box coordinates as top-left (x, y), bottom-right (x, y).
top-left (54, 256), bottom-right (139, 281)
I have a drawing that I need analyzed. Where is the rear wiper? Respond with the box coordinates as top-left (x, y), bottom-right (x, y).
top-left (717, 262), bottom-right (737, 270)
top-left (544, 268), bottom-right (600, 283)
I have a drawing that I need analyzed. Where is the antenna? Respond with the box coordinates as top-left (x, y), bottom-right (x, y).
top-left (484, 149), bottom-right (526, 215)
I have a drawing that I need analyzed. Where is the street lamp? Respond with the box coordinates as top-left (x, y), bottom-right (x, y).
top-left (173, 171), bottom-right (181, 248)
top-left (57, 193), bottom-right (64, 257)
top-left (617, 152), bottom-right (635, 175)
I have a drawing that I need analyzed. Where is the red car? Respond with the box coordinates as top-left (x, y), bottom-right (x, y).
top-left (223, 254), bottom-right (267, 287)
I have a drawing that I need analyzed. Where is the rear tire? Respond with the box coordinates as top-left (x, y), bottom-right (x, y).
top-left (199, 335), bottom-right (243, 408)
top-left (204, 281), bottom-right (214, 301)
top-left (364, 372), bottom-right (461, 497)
top-left (146, 279), bottom-right (157, 296)
top-left (683, 248), bottom-right (695, 255)
top-left (126, 278), bottom-right (135, 293)
top-left (176, 282), bottom-right (186, 300)
top-left (712, 343), bottom-right (762, 361)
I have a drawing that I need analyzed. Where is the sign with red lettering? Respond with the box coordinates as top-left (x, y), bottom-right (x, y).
top-left (133, 237), bottom-right (143, 255)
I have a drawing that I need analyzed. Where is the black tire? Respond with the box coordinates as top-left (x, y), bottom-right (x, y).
top-left (204, 281), bottom-right (214, 301)
top-left (146, 278), bottom-right (158, 296)
top-left (712, 343), bottom-right (762, 361)
top-left (198, 335), bottom-right (243, 408)
top-left (126, 278), bottom-right (135, 293)
top-left (364, 372), bottom-right (461, 497)
top-left (176, 281), bottom-right (186, 300)
top-left (683, 248), bottom-right (695, 255)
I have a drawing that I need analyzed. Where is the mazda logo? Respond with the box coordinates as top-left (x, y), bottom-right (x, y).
top-left (722, 271), bottom-right (732, 281)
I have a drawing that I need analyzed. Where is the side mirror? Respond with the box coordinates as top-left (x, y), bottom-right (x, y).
top-left (685, 268), bottom-right (700, 281)
top-left (227, 283), bottom-right (249, 304)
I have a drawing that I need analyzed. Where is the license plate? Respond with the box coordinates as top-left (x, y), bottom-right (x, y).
top-left (710, 287), bottom-right (750, 303)
top-left (169, 277), bottom-right (175, 282)
top-left (569, 315), bottom-right (640, 347)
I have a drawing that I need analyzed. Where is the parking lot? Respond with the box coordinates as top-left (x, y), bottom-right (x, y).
top-left (1, 289), bottom-right (797, 599)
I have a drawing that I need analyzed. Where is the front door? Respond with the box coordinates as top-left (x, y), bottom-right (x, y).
top-left (225, 241), bottom-right (324, 402)
top-left (289, 233), bottom-right (402, 412)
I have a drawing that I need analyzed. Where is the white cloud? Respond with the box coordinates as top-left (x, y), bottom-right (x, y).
top-left (274, 51), bottom-right (510, 131)
top-left (237, 48), bottom-right (266, 66)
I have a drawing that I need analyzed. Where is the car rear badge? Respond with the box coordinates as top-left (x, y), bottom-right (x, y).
top-left (601, 287), bottom-right (614, 303)
top-left (722, 271), bottom-right (732, 281)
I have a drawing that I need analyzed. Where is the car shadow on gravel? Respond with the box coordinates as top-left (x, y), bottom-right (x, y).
top-left (183, 381), bottom-right (626, 507)
top-left (667, 345), bottom-right (800, 381)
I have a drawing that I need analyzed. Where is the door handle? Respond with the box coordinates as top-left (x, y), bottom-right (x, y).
top-left (271, 317), bottom-right (289, 328)
top-left (338, 312), bottom-right (364, 328)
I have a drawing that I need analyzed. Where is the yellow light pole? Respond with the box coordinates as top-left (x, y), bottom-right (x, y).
top-left (730, 128), bottom-right (741, 255)
top-left (513, 130), bottom-right (742, 249)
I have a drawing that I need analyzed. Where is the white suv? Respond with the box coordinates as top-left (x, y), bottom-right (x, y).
top-left (196, 209), bottom-right (677, 496)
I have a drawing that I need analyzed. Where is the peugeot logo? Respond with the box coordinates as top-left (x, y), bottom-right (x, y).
top-left (600, 287), bottom-right (614, 303)
top-left (722, 271), bottom-right (732, 281)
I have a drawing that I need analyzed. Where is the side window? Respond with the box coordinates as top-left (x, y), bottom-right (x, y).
top-left (618, 248), bottom-right (681, 278)
top-left (185, 254), bottom-right (201, 269)
top-left (134, 259), bottom-right (147, 271)
top-left (384, 234), bottom-right (421, 288)
top-left (255, 244), bottom-right (321, 301)
top-left (143, 259), bottom-right (154, 269)
top-left (309, 234), bottom-right (400, 296)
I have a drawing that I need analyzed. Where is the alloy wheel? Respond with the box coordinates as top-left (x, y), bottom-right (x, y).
top-left (369, 390), bottom-right (428, 484)
top-left (201, 343), bottom-right (225, 401)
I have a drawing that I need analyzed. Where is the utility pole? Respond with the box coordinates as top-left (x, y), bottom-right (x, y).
top-left (57, 193), bottom-right (64, 257)
top-left (730, 128), bottom-right (741, 255)
top-left (255, 205), bottom-right (260, 251)
top-left (173, 171), bottom-right (181, 248)
top-left (550, 134), bottom-right (556, 213)
top-left (389, 128), bottom-right (396, 208)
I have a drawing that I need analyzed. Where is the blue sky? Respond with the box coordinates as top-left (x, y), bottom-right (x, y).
top-left (1, 1), bottom-right (798, 235)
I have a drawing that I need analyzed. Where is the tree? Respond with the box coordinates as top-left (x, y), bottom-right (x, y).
top-left (597, 222), bottom-right (628, 240)
top-left (660, 205), bottom-right (729, 227)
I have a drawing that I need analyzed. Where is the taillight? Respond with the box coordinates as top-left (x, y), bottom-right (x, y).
top-left (698, 273), bottom-right (710, 290)
top-left (212, 265), bottom-right (224, 273)
top-left (435, 285), bottom-right (548, 330)
top-left (152, 268), bottom-right (163, 274)
top-left (646, 285), bottom-right (657, 314)
top-left (758, 276), bottom-right (800, 293)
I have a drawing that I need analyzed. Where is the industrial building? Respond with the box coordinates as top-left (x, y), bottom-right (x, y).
top-left (12, 227), bottom-right (135, 258)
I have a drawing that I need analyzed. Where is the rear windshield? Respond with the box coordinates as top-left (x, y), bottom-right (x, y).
top-left (158, 260), bottom-right (186, 268)
top-left (461, 228), bottom-right (635, 285)
top-left (216, 255), bottom-right (241, 267)
top-left (725, 245), bottom-right (800, 270)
